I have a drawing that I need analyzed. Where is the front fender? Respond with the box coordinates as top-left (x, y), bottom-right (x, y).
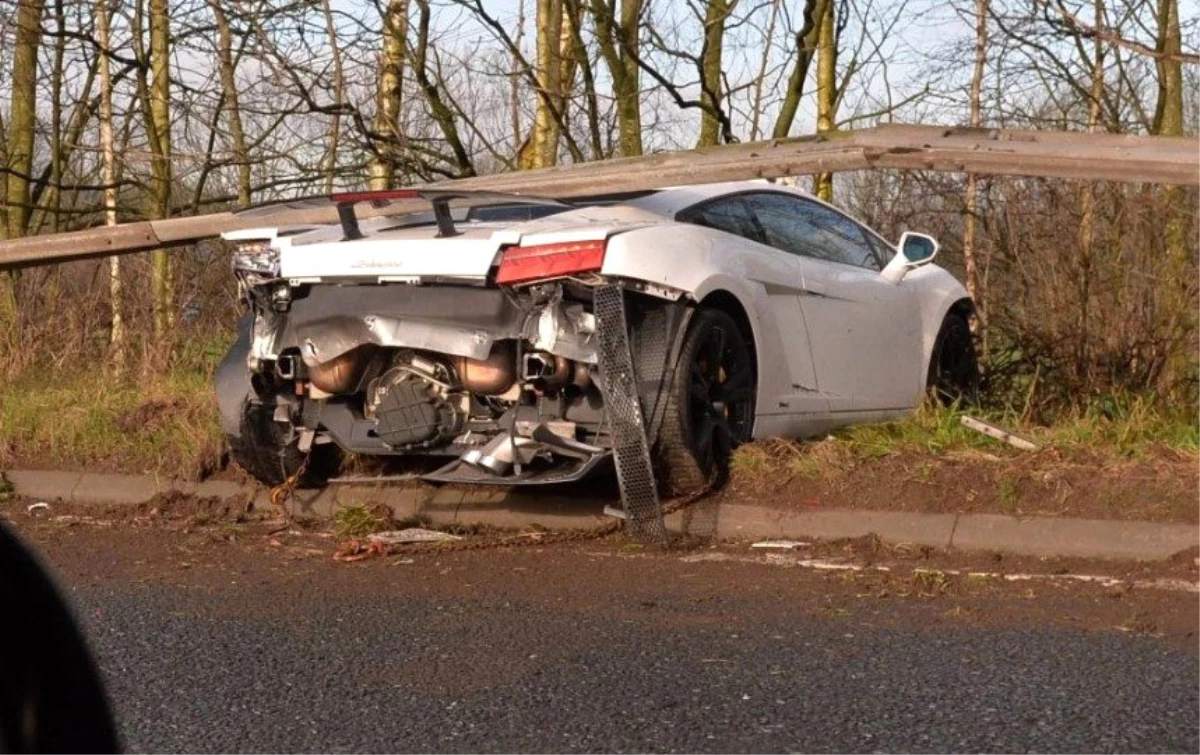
top-left (906, 265), bottom-right (974, 382)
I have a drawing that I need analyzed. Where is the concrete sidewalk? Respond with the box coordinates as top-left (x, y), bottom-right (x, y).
top-left (4, 469), bottom-right (1197, 562)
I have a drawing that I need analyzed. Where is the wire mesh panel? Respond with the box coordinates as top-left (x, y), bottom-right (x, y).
top-left (593, 283), bottom-right (666, 543)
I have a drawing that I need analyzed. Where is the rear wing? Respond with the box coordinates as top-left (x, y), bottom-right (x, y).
top-left (323, 189), bottom-right (568, 241)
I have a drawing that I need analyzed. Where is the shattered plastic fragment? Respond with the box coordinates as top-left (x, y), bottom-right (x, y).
top-left (750, 540), bottom-right (811, 550)
top-left (26, 502), bottom-right (51, 517)
top-left (367, 528), bottom-right (464, 546)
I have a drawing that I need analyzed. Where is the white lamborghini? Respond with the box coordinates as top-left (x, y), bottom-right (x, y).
top-left (217, 181), bottom-right (978, 492)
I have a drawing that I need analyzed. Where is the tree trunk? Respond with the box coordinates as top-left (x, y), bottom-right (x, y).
top-left (697, 0), bottom-right (730, 147)
top-left (369, 0), bottom-right (408, 190)
top-left (771, 0), bottom-right (828, 139)
top-left (210, 0), bottom-right (251, 206)
top-left (592, 0), bottom-right (643, 156)
top-left (1154, 0), bottom-right (1190, 391)
top-left (524, 0), bottom-right (565, 168)
top-left (813, 0), bottom-right (836, 200)
top-left (962, 0), bottom-right (988, 307)
top-left (1074, 0), bottom-right (1105, 385)
top-left (321, 0), bottom-right (344, 193)
top-left (0, 0), bottom-right (46, 340)
top-left (97, 0), bottom-right (123, 368)
top-left (145, 0), bottom-right (173, 341)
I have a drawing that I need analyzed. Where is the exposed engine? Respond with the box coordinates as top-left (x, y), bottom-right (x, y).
top-left (364, 352), bottom-right (466, 449)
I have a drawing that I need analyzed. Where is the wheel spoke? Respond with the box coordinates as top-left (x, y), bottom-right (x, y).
top-left (718, 367), bottom-right (753, 401)
top-left (712, 415), bottom-right (735, 456)
top-left (723, 387), bottom-right (754, 404)
top-left (705, 327), bottom-right (725, 384)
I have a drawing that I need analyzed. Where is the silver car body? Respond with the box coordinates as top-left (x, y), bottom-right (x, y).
top-left (220, 180), bottom-right (971, 483)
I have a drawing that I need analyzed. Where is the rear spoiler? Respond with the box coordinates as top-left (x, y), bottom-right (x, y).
top-left (322, 189), bottom-right (568, 241)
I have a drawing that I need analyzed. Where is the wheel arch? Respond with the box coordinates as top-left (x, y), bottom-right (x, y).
top-left (694, 288), bottom-right (758, 364)
top-left (946, 296), bottom-right (976, 323)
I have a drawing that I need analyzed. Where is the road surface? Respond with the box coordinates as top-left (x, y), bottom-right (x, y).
top-left (7, 514), bottom-right (1199, 753)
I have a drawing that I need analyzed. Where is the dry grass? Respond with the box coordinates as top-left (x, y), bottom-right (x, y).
top-left (0, 366), bottom-right (223, 479)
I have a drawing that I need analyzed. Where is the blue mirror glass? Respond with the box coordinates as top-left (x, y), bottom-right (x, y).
top-left (901, 234), bottom-right (937, 263)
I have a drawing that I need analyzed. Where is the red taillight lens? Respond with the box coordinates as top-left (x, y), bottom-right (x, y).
top-left (495, 240), bottom-right (607, 285)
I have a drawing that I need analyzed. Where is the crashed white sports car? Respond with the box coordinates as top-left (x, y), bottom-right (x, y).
top-left (217, 181), bottom-right (978, 493)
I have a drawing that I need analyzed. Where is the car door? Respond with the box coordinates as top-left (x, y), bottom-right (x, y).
top-left (677, 196), bottom-right (827, 419)
top-left (742, 192), bottom-right (926, 413)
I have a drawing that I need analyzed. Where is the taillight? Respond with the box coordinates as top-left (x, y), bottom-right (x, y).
top-left (495, 240), bottom-right (607, 285)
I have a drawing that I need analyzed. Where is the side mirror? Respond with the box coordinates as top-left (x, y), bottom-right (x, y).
top-left (880, 231), bottom-right (940, 284)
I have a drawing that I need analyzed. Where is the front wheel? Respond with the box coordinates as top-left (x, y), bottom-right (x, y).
top-left (926, 312), bottom-right (981, 405)
top-left (653, 309), bottom-right (756, 494)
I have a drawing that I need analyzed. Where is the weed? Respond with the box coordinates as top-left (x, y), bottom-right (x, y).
top-left (997, 477), bottom-right (1020, 508)
top-left (0, 472), bottom-right (13, 502)
top-left (911, 568), bottom-right (952, 596)
top-left (332, 505), bottom-right (389, 539)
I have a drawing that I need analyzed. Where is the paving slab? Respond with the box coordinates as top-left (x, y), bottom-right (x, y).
top-left (4, 470), bottom-right (81, 502)
top-left (74, 473), bottom-right (164, 505)
top-left (952, 513), bottom-right (1199, 561)
top-left (714, 505), bottom-right (958, 548)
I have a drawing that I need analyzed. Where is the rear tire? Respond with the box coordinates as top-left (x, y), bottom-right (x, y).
top-left (927, 312), bottom-right (981, 405)
top-left (226, 402), bottom-right (340, 488)
top-left (653, 309), bottom-right (756, 494)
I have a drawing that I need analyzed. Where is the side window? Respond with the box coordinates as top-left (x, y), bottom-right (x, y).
top-left (677, 197), bottom-right (763, 243)
top-left (864, 232), bottom-right (895, 269)
top-left (743, 192), bottom-right (882, 270)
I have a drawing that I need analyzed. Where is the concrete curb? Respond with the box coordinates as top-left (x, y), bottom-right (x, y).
top-left (4, 469), bottom-right (1197, 562)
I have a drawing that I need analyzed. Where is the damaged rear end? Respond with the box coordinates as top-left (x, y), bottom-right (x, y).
top-left (216, 190), bottom-right (684, 488)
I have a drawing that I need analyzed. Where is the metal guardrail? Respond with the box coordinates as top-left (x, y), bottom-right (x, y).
top-left (0, 124), bottom-right (1196, 271)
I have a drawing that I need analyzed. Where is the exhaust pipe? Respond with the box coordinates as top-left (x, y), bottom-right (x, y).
top-left (452, 341), bottom-right (517, 395)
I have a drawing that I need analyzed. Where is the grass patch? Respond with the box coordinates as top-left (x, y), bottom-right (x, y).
top-left (730, 399), bottom-right (1198, 490)
top-left (0, 364), bottom-right (223, 479)
top-left (332, 504), bottom-right (391, 539)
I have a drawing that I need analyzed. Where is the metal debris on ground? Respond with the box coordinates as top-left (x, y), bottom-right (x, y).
top-left (26, 502), bottom-right (51, 517)
top-left (750, 540), bottom-right (812, 550)
top-left (267, 453), bottom-right (310, 531)
top-left (367, 528), bottom-right (464, 546)
top-left (960, 416), bottom-right (1039, 451)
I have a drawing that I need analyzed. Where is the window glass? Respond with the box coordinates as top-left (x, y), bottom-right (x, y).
top-left (743, 192), bottom-right (880, 269)
top-left (864, 232), bottom-right (894, 270)
top-left (678, 197), bottom-right (762, 243)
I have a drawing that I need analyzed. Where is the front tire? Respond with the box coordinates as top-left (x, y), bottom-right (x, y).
top-left (927, 312), bottom-right (981, 405)
top-left (654, 309), bottom-right (756, 494)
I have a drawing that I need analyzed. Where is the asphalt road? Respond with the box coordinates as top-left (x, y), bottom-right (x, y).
top-left (15, 523), bottom-right (1200, 753)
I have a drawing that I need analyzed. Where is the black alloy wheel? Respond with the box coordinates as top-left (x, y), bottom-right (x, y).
top-left (655, 308), bottom-right (757, 493)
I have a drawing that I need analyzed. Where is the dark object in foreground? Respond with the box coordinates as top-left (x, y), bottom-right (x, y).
top-left (0, 523), bottom-right (118, 753)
